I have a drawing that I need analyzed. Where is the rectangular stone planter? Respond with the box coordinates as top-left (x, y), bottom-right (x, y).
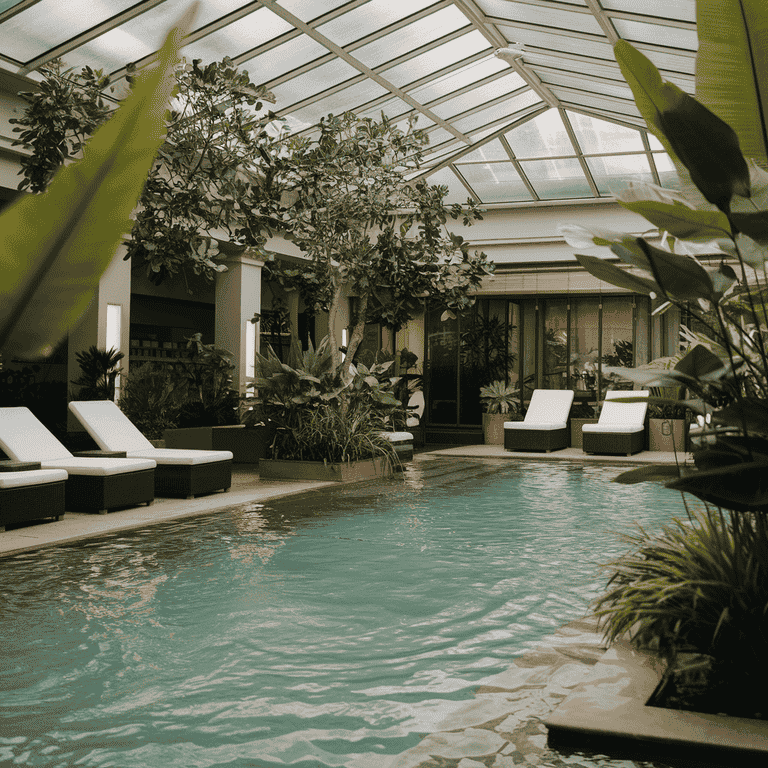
top-left (648, 418), bottom-right (687, 452)
top-left (482, 413), bottom-right (506, 445)
top-left (570, 418), bottom-right (598, 448)
top-left (258, 456), bottom-right (393, 482)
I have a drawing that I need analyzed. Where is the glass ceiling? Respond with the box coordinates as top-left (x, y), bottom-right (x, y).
top-left (0, 0), bottom-right (698, 205)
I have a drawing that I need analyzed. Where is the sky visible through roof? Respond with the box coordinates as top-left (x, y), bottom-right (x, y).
top-left (0, 0), bottom-right (697, 204)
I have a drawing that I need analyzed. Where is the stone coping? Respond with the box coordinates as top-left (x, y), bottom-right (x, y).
top-left (545, 637), bottom-right (768, 761)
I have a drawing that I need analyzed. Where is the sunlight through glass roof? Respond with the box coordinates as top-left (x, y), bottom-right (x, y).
top-left (0, 0), bottom-right (699, 205)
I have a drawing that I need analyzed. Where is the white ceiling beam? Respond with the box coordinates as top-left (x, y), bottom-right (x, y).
top-left (582, 0), bottom-right (620, 45)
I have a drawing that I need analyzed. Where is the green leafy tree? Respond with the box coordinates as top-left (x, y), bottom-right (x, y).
top-left (12, 57), bottom-right (279, 292)
top-left (258, 111), bottom-right (494, 369)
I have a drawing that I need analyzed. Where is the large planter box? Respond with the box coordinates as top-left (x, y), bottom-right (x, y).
top-left (482, 413), bottom-right (506, 445)
top-left (648, 418), bottom-right (687, 452)
top-left (258, 456), bottom-right (394, 482)
top-left (164, 424), bottom-right (275, 464)
top-left (570, 418), bottom-right (598, 448)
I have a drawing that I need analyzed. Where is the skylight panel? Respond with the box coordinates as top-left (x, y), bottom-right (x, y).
top-left (0, 0), bottom-right (137, 63)
top-left (585, 154), bottom-right (655, 196)
top-left (519, 158), bottom-right (593, 199)
top-left (285, 79), bottom-right (389, 130)
top-left (424, 167), bottom-right (471, 204)
top-left (316, 0), bottom-right (441, 48)
top-left (410, 59), bottom-right (518, 107)
top-left (643, 49), bottom-right (696, 76)
top-left (453, 91), bottom-right (541, 134)
top-left (352, 8), bottom-right (470, 69)
top-left (356, 96), bottom-right (415, 122)
top-left (648, 133), bottom-right (663, 150)
top-left (381, 30), bottom-right (491, 88)
top-left (238, 34), bottom-right (328, 85)
top-left (271, 58), bottom-right (360, 108)
top-left (428, 73), bottom-right (527, 120)
top-left (477, 0), bottom-right (603, 36)
top-left (455, 140), bottom-right (510, 163)
top-left (567, 112), bottom-right (644, 154)
top-left (277, 0), bottom-right (352, 22)
top-left (505, 110), bottom-right (574, 159)
top-left (553, 90), bottom-right (640, 119)
top-left (456, 162), bottom-right (533, 203)
top-left (601, 0), bottom-right (696, 23)
top-left (501, 29), bottom-right (615, 60)
top-left (526, 55), bottom-right (623, 82)
top-left (653, 152), bottom-right (681, 189)
top-left (612, 19), bottom-right (698, 51)
top-left (539, 73), bottom-right (634, 101)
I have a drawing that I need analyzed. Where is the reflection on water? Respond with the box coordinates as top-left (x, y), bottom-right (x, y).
top-left (0, 459), bottom-right (685, 767)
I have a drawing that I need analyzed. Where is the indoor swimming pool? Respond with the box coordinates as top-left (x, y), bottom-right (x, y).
top-left (0, 457), bottom-right (686, 767)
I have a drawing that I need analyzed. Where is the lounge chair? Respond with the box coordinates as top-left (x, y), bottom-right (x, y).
top-left (582, 390), bottom-right (649, 456)
top-left (0, 463), bottom-right (68, 530)
top-left (69, 400), bottom-right (233, 498)
top-left (0, 407), bottom-right (155, 514)
top-left (504, 389), bottom-right (575, 452)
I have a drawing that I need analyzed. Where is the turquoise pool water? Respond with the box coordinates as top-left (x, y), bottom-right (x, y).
top-left (0, 458), bottom-right (685, 767)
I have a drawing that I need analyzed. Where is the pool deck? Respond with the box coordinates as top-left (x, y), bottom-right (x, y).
top-left (8, 446), bottom-right (754, 768)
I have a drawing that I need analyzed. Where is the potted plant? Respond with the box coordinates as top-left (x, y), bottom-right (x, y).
top-left (244, 336), bottom-right (400, 481)
top-left (479, 380), bottom-right (520, 445)
top-left (647, 401), bottom-right (688, 452)
top-left (569, 402), bottom-right (598, 448)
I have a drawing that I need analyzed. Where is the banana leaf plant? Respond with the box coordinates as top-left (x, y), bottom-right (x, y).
top-left (561, 0), bottom-right (768, 513)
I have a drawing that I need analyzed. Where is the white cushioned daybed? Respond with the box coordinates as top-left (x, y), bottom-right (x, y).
top-left (504, 389), bottom-right (575, 452)
top-left (69, 400), bottom-right (233, 498)
top-left (0, 465), bottom-right (68, 530)
top-left (581, 390), bottom-right (649, 456)
top-left (0, 407), bottom-right (155, 514)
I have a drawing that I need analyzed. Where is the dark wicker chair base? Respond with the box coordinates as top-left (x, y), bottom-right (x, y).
top-left (504, 427), bottom-right (568, 452)
top-left (582, 430), bottom-right (645, 456)
top-left (0, 480), bottom-right (66, 530)
top-left (65, 469), bottom-right (155, 514)
top-left (154, 459), bottom-right (232, 498)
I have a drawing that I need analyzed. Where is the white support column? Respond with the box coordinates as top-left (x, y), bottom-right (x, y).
top-left (214, 249), bottom-right (264, 397)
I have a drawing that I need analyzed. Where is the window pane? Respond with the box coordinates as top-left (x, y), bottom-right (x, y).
top-left (318, 0), bottom-right (450, 47)
top-left (239, 35), bottom-right (328, 84)
top-left (612, 19), bottom-right (698, 51)
top-left (567, 112), bottom-right (644, 153)
top-left (429, 73), bottom-right (526, 119)
top-left (644, 50), bottom-right (696, 76)
top-left (381, 31), bottom-right (491, 88)
top-left (505, 110), bottom-right (573, 159)
top-left (653, 152), bottom-right (681, 189)
top-left (286, 80), bottom-right (389, 130)
top-left (544, 300), bottom-right (569, 390)
top-left (539, 72), bottom-right (634, 101)
top-left (601, 0), bottom-right (695, 22)
top-left (426, 305), bottom-right (458, 424)
top-left (570, 298), bottom-right (599, 397)
top-left (477, 0), bottom-right (601, 34)
top-left (601, 296), bottom-right (634, 392)
top-left (425, 167), bottom-right (470, 205)
top-left (585, 154), bottom-right (654, 196)
top-left (503, 29), bottom-right (614, 60)
top-left (452, 91), bottom-right (542, 133)
top-left (271, 59), bottom-right (360, 107)
top-left (352, 7), bottom-right (470, 68)
top-left (277, 0), bottom-right (352, 21)
top-left (457, 140), bottom-right (510, 162)
top-left (519, 158), bottom-right (593, 199)
top-left (554, 90), bottom-right (641, 118)
top-left (455, 162), bottom-right (532, 203)
top-left (408, 58), bottom-right (513, 106)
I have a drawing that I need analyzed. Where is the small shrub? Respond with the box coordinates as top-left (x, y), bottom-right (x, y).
top-left (118, 363), bottom-right (180, 440)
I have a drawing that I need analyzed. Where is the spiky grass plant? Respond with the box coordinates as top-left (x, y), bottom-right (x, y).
top-left (594, 505), bottom-right (768, 716)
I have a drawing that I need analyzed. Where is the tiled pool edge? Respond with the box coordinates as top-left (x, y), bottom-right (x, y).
top-left (544, 637), bottom-right (768, 760)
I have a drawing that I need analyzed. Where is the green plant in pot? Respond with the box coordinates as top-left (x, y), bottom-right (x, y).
top-left (71, 346), bottom-right (124, 401)
top-left (479, 380), bottom-right (520, 445)
top-left (560, 0), bottom-right (768, 718)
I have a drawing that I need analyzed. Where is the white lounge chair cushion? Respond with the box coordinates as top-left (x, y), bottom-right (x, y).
top-left (505, 421), bottom-right (567, 431)
top-left (0, 468), bottom-right (68, 489)
top-left (0, 407), bottom-right (73, 461)
top-left (522, 389), bottom-right (575, 426)
top-left (68, 400), bottom-right (156, 452)
top-left (582, 424), bottom-right (644, 435)
top-left (595, 390), bottom-right (649, 429)
top-left (379, 432), bottom-right (413, 442)
top-left (124, 449), bottom-right (233, 465)
top-left (41, 457), bottom-right (156, 476)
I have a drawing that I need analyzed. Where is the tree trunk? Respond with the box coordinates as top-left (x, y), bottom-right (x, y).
top-left (344, 291), bottom-right (369, 373)
top-left (327, 274), bottom-right (345, 370)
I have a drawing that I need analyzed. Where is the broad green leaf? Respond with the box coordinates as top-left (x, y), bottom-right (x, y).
top-left (613, 465), bottom-right (687, 484)
top-left (657, 89), bottom-right (751, 210)
top-left (637, 239), bottom-right (715, 301)
top-left (730, 210), bottom-right (768, 244)
top-left (574, 253), bottom-right (660, 296)
top-left (666, 461), bottom-right (768, 512)
top-left (602, 366), bottom-right (696, 389)
top-left (712, 397), bottom-right (768, 434)
top-left (609, 238), bottom-right (654, 272)
top-left (704, 263), bottom-right (738, 298)
top-left (0, 5), bottom-right (197, 359)
top-left (617, 199), bottom-right (731, 242)
top-left (674, 344), bottom-right (726, 378)
top-left (696, 0), bottom-right (768, 170)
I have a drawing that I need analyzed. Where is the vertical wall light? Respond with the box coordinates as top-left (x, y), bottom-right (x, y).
top-left (106, 304), bottom-right (122, 401)
top-left (245, 319), bottom-right (257, 396)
